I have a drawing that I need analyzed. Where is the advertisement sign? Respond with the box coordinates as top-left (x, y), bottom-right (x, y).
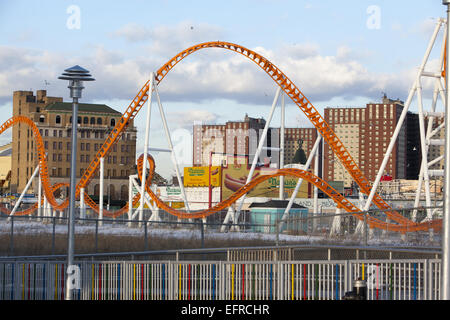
top-left (156, 186), bottom-right (183, 201)
top-left (184, 166), bottom-right (222, 187)
top-left (221, 163), bottom-right (309, 200)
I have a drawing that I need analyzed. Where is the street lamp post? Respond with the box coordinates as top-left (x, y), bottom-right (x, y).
top-left (58, 65), bottom-right (95, 300)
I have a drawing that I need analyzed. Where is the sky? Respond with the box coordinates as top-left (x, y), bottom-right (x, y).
top-left (0, 0), bottom-right (447, 179)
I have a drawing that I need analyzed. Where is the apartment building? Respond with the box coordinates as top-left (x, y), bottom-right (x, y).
top-left (323, 95), bottom-right (420, 188)
top-left (193, 113), bottom-right (322, 169)
top-left (193, 114), bottom-right (276, 167)
top-left (11, 90), bottom-right (137, 200)
top-left (283, 127), bottom-right (318, 164)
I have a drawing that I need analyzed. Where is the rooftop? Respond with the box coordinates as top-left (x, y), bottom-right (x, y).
top-left (44, 102), bottom-right (122, 115)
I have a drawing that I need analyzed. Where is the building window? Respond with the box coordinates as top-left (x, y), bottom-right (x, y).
top-left (110, 118), bottom-right (116, 127)
top-left (97, 118), bottom-right (102, 125)
top-left (39, 115), bottom-right (45, 123)
top-left (55, 115), bottom-right (61, 124)
top-left (90, 117), bottom-right (95, 125)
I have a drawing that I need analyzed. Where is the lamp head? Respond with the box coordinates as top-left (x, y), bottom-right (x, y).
top-left (58, 65), bottom-right (95, 98)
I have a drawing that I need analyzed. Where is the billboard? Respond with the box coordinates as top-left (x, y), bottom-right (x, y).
top-left (221, 162), bottom-right (309, 200)
top-left (184, 166), bottom-right (222, 187)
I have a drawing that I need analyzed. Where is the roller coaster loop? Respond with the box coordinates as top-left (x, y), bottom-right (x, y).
top-left (0, 41), bottom-right (442, 233)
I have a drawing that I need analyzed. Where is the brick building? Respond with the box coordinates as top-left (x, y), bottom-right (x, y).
top-left (193, 114), bottom-right (318, 169)
top-left (11, 90), bottom-right (137, 201)
top-left (323, 95), bottom-right (420, 188)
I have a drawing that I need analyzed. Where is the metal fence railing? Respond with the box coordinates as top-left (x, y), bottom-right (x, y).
top-left (0, 259), bottom-right (443, 300)
top-left (0, 206), bottom-right (444, 256)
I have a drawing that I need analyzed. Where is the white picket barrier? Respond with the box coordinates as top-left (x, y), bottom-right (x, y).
top-left (0, 259), bottom-right (442, 300)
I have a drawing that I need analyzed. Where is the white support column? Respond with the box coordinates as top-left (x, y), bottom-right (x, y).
top-left (9, 164), bottom-right (40, 218)
top-left (154, 84), bottom-right (191, 213)
top-left (416, 84), bottom-right (433, 218)
top-left (330, 207), bottom-right (341, 236)
top-left (279, 92), bottom-right (285, 200)
top-left (225, 86), bottom-right (282, 231)
top-left (43, 195), bottom-right (48, 219)
top-left (278, 135), bottom-right (322, 232)
top-left (313, 132), bottom-right (319, 231)
top-left (131, 175), bottom-right (157, 220)
top-left (80, 187), bottom-right (85, 221)
top-left (413, 79), bottom-right (442, 221)
top-left (99, 157), bottom-right (104, 226)
top-left (139, 73), bottom-right (155, 227)
top-left (147, 184), bottom-right (161, 224)
top-left (362, 18), bottom-right (443, 214)
top-left (128, 174), bottom-right (134, 227)
top-left (37, 170), bottom-right (42, 221)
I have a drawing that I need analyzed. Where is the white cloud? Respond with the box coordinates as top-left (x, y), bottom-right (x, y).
top-left (0, 37), bottom-right (424, 110)
top-left (168, 109), bottom-right (219, 130)
top-left (112, 21), bottom-right (224, 57)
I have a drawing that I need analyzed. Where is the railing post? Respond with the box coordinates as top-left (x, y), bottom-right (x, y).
top-left (95, 219), bottom-right (98, 254)
top-left (52, 216), bottom-right (56, 255)
top-left (364, 211), bottom-right (368, 246)
top-left (9, 215), bottom-right (14, 256)
top-left (144, 222), bottom-right (148, 251)
top-left (200, 219), bottom-right (205, 249)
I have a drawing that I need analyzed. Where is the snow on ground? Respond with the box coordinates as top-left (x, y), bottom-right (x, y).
top-left (0, 218), bottom-right (323, 242)
top-left (0, 218), bottom-right (440, 247)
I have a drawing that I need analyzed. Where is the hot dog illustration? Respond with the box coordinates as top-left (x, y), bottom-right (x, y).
top-left (224, 173), bottom-right (260, 192)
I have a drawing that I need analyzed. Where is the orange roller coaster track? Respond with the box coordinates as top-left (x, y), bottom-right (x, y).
top-left (0, 41), bottom-right (442, 232)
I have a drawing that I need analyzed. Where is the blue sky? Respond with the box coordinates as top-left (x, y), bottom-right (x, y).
top-left (0, 0), bottom-right (447, 178)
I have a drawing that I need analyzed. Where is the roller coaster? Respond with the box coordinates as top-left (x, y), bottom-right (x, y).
top-left (0, 41), bottom-right (444, 233)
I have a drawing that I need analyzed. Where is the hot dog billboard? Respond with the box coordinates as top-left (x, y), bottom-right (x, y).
top-left (184, 166), bottom-right (222, 187)
top-left (221, 163), bottom-right (310, 199)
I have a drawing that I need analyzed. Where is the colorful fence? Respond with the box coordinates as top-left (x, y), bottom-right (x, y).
top-left (0, 259), bottom-right (442, 300)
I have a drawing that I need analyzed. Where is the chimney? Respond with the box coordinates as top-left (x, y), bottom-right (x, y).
top-left (36, 90), bottom-right (47, 102)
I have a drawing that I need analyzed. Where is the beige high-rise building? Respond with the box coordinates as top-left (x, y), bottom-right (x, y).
top-left (11, 90), bottom-right (137, 201)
